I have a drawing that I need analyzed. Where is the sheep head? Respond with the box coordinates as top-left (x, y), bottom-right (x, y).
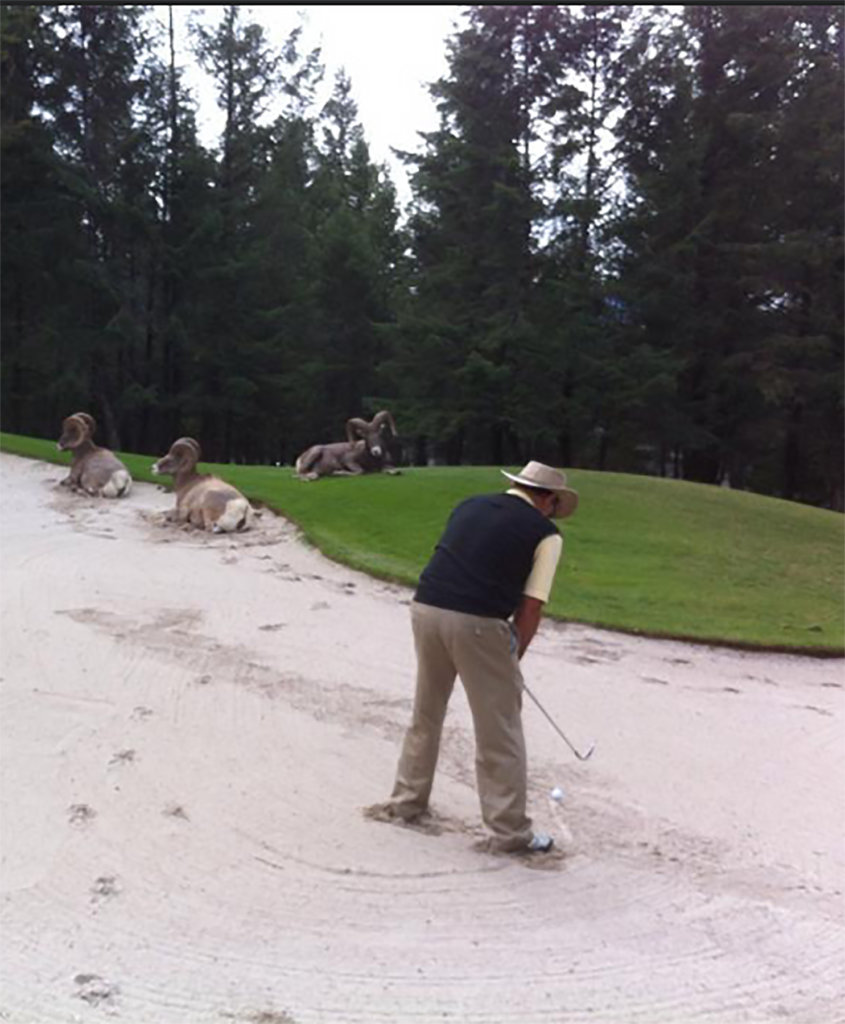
top-left (345, 410), bottom-right (397, 460)
top-left (152, 437), bottom-right (201, 477)
top-left (57, 413), bottom-right (94, 451)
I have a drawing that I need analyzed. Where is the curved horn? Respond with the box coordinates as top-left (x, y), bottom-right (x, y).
top-left (165, 437), bottom-right (201, 464)
top-left (62, 414), bottom-right (88, 436)
top-left (372, 410), bottom-right (397, 435)
top-left (173, 437), bottom-right (201, 455)
top-left (346, 418), bottom-right (369, 443)
top-left (71, 412), bottom-right (97, 437)
top-left (57, 413), bottom-right (90, 451)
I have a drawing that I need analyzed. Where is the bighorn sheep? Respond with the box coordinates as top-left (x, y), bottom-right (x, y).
top-left (294, 410), bottom-right (400, 481)
top-left (56, 413), bottom-right (132, 498)
top-left (151, 438), bottom-right (253, 533)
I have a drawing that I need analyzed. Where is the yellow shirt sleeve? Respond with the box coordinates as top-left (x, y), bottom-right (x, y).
top-left (503, 489), bottom-right (564, 602)
top-left (523, 533), bottom-right (563, 603)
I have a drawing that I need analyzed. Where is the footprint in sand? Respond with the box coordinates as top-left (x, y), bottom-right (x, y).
top-left (470, 836), bottom-right (568, 871)
top-left (268, 567), bottom-right (301, 581)
top-left (74, 973), bottom-right (119, 1008)
top-left (163, 803), bottom-right (190, 820)
top-left (226, 1011), bottom-right (297, 1024)
top-left (68, 803), bottom-right (96, 827)
top-left (362, 802), bottom-right (470, 839)
top-left (90, 875), bottom-right (120, 903)
top-left (108, 749), bottom-right (136, 766)
top-left (799, 704), bottom-right (833, 717)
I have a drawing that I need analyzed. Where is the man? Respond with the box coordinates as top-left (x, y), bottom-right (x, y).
top-left (386, 461), bottom-right (578, 854)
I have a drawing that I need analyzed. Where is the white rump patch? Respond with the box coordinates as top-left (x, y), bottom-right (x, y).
top-left (102, 471), bottom-right (132, 498)
top-left (216, 497), bottom-right (253, 533)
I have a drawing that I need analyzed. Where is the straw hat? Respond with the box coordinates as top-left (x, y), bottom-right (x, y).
top-left (501, 461), bottom-right (579, 519)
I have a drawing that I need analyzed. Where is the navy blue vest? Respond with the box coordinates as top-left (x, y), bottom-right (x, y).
top-left (415, 493), bottom-right (559, 619)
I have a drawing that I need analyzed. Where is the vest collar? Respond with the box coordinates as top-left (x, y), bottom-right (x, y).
top-left (506, 487), bottom-right (540, 510)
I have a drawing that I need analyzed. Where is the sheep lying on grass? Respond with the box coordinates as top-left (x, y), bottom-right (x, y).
top-left (56, 413), bottom-right (132, 498)
top-left (295, 410), bottom-right (401, 481)
top-left (152, 437), bottom-right (253, 533)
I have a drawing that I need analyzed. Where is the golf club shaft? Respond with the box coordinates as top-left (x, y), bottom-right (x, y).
top-left (523, 683), bottom-right (595, 761)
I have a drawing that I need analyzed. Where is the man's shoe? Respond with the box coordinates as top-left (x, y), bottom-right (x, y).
top-left (363, 802), bottom-right (429, 825)
top-left (526, 832), bottom-right (554, 853)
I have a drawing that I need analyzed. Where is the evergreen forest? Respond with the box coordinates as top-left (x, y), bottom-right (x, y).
top-left (2, 4), bottom-right (842, 508)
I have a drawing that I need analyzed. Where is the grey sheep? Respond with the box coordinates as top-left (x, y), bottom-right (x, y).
top-left (152, 437), bottom-right (253, 532)
top-left (294, 411), bottom-right (401, 481)
top-left (56, 413), bottom-right (132, 498)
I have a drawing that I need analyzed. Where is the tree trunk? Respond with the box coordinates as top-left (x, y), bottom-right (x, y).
top-left (445, 429), bottom-right (464, 465)
top-left (782, 403), bottom-right (803, 500)
top-left (557, 430), bottom-right (572, 468)
top-left (597, 427), bottom-right (609, 471)
top-left (684, 446), bottom-right (720, 484)
top-left (97, 392), bottom-right (121, 452)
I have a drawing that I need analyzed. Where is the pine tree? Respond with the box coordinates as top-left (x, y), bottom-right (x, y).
top-left (188, 6), bottom-right (322, 461)
top-left (738, 5), bottom-right (844, 506)
top-left (284, 70), bottom-right (402, 458)
top-left (613, 4), bottom-right (843, 503)
top-left (2, 4), bottom-right (160, 448)
top-left (140, 5), bottom-right (220, 455)
top-left (531, 4), bottom-right (632, 468)
top-left (394, 6), bottom-right (547, 464)
top-left (0, 4), bottom-right (75, 436)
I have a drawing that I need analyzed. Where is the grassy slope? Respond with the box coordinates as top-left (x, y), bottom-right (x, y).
top-left (3, 431), bottom-right (842, 654)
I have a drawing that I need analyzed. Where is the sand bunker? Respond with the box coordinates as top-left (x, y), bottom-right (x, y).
top-left (1, 452), bottom-right (842, 1023)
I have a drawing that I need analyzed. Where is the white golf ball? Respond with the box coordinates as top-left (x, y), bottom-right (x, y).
top-left (550, 786), bottom-right (564, 802)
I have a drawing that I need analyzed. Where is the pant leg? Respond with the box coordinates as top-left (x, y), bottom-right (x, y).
top-left (450, 614), bottom-right (533, 852)
top-left (389, 602), bottom-right (457, 817)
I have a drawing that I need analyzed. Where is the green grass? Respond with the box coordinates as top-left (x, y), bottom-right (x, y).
top-left (3, 430), bottom-right (843, 654)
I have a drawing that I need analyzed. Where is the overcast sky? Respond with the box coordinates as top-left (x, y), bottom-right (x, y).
top-left (162, 5), bottom-right (464, 205)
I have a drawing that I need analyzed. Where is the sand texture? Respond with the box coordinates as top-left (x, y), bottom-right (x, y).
top-left (1, 452), bottom-right (842, 1023)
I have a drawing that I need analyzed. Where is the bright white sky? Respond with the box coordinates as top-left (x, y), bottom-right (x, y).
top-left (159, 5), bottom-right (464, 206)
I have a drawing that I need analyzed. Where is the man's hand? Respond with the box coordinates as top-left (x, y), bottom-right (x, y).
top-left (512, 596), bottom-right (545, 659)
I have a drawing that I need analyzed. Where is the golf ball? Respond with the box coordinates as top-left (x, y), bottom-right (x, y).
top-left (550, 786), bottom-right (564, 802)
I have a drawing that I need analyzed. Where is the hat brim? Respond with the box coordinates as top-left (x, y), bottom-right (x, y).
top-left (551, 489), bottom-right (579, 519)
top-left (501, 470), bottom-right (579, 519)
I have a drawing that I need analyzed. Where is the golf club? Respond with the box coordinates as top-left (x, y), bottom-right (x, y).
top-left (523, 683), bottom-right (596, 761)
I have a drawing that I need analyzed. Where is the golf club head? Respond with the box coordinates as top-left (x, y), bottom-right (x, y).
top-left (523, 683), bottom-right (596, 764)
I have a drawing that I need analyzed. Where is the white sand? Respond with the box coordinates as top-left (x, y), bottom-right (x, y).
top-left (0, 452), bottom-right (842, 1024)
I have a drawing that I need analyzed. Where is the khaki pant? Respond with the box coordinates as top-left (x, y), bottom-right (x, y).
top-left (389, 601), bottom-right (533, 852)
